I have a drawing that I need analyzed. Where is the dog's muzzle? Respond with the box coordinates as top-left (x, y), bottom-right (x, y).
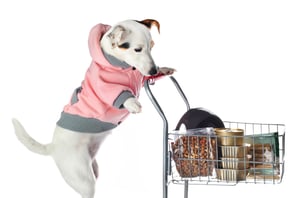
top-left (149, 67), bottom-right (158, 76)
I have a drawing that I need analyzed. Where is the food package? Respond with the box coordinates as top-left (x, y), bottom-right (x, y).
top-left (244, 132), bottom-right (280, 179)
top-left (220, 146), bottom-right (249, 158)
top-left (216, 169), bottom-right (248, 181)
top-left (171, 128), bottom-right (217, 177)
top-left (221, 157), bottom-right (250, 169)
top-left (215, 128), bottom-right (244, 146)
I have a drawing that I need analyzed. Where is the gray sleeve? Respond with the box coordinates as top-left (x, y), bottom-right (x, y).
top-left (113, 90), bottom-right (135, 109)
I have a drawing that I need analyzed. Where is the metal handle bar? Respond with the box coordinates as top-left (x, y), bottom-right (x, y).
top-left (144, 75), bottom-right (190, 198)
top-left (145, 76), bottom-right (190, 121)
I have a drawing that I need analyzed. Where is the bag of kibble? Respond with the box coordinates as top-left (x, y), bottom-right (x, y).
top-left (171, 127), bottom-right (217, 177)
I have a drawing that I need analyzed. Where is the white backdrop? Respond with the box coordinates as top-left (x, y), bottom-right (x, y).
top-left (0, 0), bottom-right (299, 197)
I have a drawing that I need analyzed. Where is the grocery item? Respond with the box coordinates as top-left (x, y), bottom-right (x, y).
top-left (215, 128), bottom-right (244, 146)
top-left (171, 128), bottom-right (216, 177)
top-left (214, 128), bottom-right (250, 181)
top-left (244, 132), bottom-right (280, 180)
top-left (216, 169), bottom-right (248, 181)
top-left (220, 145), bottom-right (249, 158)
top-left (221, 157), bottom-right (249, 169)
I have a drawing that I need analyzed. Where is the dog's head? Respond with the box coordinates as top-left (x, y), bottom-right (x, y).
top-left (101, 19), bottom-right (160, 76)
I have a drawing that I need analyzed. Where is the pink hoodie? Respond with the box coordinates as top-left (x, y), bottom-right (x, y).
top-left (56, 23), bottom-right (163, 133)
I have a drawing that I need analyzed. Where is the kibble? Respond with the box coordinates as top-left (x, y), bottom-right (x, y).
top-left (171, 135), bottom-right (216, 177)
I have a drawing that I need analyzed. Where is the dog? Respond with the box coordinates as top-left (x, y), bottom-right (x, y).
top-left (12, 19), bottom-right (175, 198)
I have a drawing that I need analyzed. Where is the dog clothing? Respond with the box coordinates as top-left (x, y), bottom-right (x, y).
top-left (56, 23), bottom-right (163, 133)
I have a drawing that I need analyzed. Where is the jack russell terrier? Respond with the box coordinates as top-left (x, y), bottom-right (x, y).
top-left (12, 19), bottom-right (175, 198)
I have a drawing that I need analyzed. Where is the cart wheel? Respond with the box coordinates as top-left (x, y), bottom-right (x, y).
top-left (175, 108), bottom-right (225, 130)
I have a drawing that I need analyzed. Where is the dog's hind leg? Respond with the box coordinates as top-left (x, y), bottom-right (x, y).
top-left (50, 127), bottom-right (111, 198)
top-left (52, 143), bottom-right (97, 198)
top-left (88, 131), bottom-right (111, 179)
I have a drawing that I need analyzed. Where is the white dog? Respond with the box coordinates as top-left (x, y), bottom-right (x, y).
top-left (12, 19), bottom-right (175, 198)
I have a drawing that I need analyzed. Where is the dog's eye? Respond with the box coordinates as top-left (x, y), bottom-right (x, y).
top-left (118, 42), bottom-right (130, 49)
top-left (134, 47), bottom-right (142, 52)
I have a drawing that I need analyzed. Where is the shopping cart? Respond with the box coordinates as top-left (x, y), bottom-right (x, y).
top-left (144, 76), bottom-right (285, 198)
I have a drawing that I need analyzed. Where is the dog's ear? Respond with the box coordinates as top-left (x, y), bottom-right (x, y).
top-left (137, 19), bottom-right (160, 33)
top-left (107, 25), bottom-right (131, 48)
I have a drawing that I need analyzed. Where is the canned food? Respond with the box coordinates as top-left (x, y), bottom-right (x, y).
top-left (215, 128), bottom-right (244, 146)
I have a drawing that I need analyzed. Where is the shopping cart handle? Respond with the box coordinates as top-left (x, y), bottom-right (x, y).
top-left (145, 76), bottom-right (182, 198)
top-left (144, 77), bottom-right (168, 130)
top-left (145, 76), bottom-right (190, 115)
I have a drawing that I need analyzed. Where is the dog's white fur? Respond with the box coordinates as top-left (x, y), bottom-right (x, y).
top-left (12, 19), bottom-right (175, 198)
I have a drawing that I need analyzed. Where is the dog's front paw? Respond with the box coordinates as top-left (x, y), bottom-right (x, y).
top-left (123, 97), bottom-right (142, 113)
top-left (158, 67), bottom-right (176, 75)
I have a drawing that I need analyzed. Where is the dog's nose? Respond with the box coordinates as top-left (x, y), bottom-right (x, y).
top-left (149, 67), bottom-right (158, 76)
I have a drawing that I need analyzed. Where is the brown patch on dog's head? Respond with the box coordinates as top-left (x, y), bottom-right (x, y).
top-left (136, 19), bottom-right (160, 33)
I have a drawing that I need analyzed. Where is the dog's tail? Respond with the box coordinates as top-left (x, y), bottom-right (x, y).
top-left (12, 118), bottom-right (51, 156)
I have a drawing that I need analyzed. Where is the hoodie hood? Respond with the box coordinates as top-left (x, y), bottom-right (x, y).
top-left (88, 23), bottom-right (131, 69)
top-left (88, 23), bottom-right (111, 66)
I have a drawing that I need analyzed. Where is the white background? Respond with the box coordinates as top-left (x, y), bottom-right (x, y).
top-left (0, 0), bottom-right (299, 197)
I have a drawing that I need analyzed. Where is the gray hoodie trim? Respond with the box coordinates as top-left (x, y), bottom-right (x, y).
top-left (113, 90), bottom-right (135, 108)
top-left (56, 112), bottom-right (117, 133)
top-left (71, 87), bottom-right (82, 104)
top-left (102, 49), bottom-right (131, 69)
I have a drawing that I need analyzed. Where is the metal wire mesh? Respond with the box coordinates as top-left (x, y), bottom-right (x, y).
top-left (168, 121), bottom-right (285, 185)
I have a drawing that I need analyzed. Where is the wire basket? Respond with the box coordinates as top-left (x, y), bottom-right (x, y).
top-left (169, 121), bottom-right (285, 185)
